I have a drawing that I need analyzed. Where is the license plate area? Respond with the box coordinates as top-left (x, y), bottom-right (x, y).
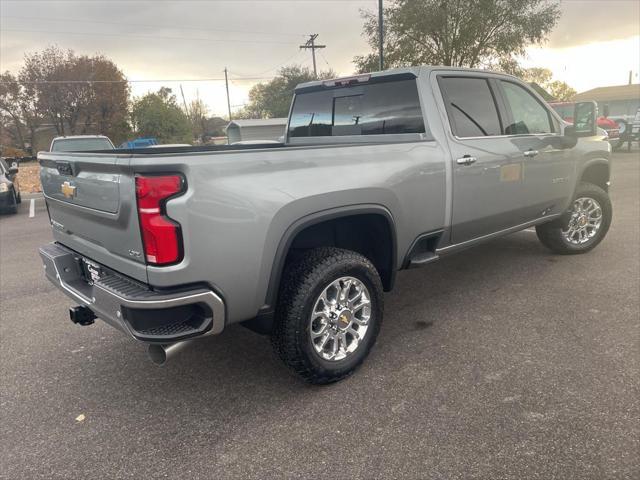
top-left (81, 258), bottom-right (104, 285)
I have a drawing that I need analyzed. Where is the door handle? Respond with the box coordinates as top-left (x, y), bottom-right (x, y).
top-left (524, 149), bottom-right (539, 158)
top-left (456, 155), bottom-right (477, 166)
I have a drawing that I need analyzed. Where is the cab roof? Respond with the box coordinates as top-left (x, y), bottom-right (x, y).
top-left (294, 66), bottom-right (517, 93)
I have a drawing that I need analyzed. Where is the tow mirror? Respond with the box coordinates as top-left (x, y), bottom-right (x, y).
top-left (566, 101), bottom-right (598, 138)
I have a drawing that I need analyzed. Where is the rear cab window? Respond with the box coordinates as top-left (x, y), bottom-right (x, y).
top-left (288, 78), bottom-right (425, 138)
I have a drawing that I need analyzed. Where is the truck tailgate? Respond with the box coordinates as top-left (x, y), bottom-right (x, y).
top-left (39, 152), bottom-right (148, 283)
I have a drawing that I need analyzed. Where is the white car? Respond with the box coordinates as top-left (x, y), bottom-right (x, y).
top-left (49, 135), bottom-right (115, 152)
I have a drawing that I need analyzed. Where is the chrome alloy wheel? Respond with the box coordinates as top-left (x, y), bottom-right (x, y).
top-left (562, 197), bottom-right (603, 245)
top-left (309, 276), bottom-right (371, 361)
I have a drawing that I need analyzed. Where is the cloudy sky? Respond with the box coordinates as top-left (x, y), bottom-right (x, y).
top-left (1, 0), bottom-right (639, 117)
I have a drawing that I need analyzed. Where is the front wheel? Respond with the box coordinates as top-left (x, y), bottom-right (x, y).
top-left (536, 182), bottom-right (612, 254)
top-left (271, 247), bottom-right (384, 384)
top-left (612, 120), bottom-right (627, 151)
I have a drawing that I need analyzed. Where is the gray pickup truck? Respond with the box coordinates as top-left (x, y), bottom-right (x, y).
top-left (39, 67), bottom-right (612, 384)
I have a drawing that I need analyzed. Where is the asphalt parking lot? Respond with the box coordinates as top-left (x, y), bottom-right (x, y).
top-left (1, 151), bottom-right (638, 480)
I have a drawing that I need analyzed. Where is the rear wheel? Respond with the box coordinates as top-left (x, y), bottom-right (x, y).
top-left (536, 182), bottom-right (612, 254)
top-left (271, 247), bottom-right (384, 384)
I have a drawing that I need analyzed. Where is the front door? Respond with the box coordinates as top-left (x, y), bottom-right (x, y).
top-left (438, 75), bottom-right (530, 244)
top-left (497, 80), bottom-right (575, 221)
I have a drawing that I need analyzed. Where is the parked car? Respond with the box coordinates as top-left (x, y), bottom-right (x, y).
top-left (38, 67), bottom-right (612, 383)
top-left (610, 106), bottom-right (640, 151)
top-left (550, 101), bottom-right (621, 149)
top-left (0, 158), bottom-right (21, 214)
top-left (50, 135), bottom-right (115, 152)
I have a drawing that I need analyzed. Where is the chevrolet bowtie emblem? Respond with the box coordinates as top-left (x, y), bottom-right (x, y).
top-left (61, 181), bottom-right (76, 199)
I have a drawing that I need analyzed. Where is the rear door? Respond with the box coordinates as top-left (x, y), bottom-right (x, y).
top-left (39, 152), bottom-right (148, 282)
top-left (438, 75), bottom-right (530, 244)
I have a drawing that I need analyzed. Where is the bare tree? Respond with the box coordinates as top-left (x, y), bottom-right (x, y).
top-left (18, 46), bottom-right (130, 142)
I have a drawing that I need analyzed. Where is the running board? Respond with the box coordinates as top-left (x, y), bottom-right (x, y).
top-left (408, 251), bottom-right (440, 268)
top-left (404, 230), bottom-right (443, 269)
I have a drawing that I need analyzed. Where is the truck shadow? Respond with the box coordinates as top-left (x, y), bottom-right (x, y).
top-left (63, 229), bottom-right (558, 395)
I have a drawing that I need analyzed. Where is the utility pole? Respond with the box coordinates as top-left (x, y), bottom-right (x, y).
top-left (300, 34), bottom-right (326, 78)
top-left (179, 84), bottom-right (189, 116)
top-left (224, 67), bottom-right (232, 120)
top-left (378, 0), bottom-right (384, 71)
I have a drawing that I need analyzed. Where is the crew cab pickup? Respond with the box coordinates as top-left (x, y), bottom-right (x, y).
top-left (39, 67), bottom-right (612, 384)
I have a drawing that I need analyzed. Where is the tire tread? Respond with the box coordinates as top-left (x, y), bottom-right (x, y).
top-left (271, 247), bottom-right (383, 384)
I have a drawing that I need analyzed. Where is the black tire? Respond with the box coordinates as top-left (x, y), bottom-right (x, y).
top-left (16, 190), bottom-right (21, 204)
top-left (612, 120), bottom-right (627, 151)
top-left (271, 247), bottom-right (384, 384)
top-left (6, 190), bottom-right (18, 214)
top-left (536, 182), bottom-right (612, 254)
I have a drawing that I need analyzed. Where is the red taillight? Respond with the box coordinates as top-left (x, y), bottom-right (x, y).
top-left (135, 174), bottom-right (184, 265)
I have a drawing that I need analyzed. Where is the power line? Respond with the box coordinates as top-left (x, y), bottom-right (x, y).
top-left (229, 49), bottom-right (306, 78)
top-left (2, 0), bottom-right (369, 2)
top-left (0, 15), bottom-right (308, 38)
top-left (0, 27), bottom-right (297, 46)
top-left (319, 51), bottom-right (332, 71)
top-left (0, 77), bottom-right (276, 85)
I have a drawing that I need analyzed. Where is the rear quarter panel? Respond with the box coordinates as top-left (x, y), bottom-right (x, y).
top-left (132, 139), bottom-right (448, 324)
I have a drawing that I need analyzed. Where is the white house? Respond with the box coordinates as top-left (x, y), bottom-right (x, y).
top-left (225, 118), bottom-right (288, 144)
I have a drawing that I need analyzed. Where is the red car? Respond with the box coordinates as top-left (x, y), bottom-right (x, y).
top-left (550, 102), bottom-right (620, 147)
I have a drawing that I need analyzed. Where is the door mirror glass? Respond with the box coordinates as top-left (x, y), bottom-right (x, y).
top-left (8, 166), bottom-right (19, 175)
top-left (570, 101), bottom-right (598, 137)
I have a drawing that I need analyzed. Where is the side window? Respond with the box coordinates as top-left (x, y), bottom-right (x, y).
top-left (501, 81), bottom-right (553, 135)
top-left (288, 79), bottom-right (425, 137)
top-left (438, 77), bottom-right (502, 137)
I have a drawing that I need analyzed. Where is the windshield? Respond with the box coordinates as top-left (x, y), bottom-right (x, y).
top-left (0, 159), bottom-right (8, 174)
top-left (51, 138), bottom-right (114, 152)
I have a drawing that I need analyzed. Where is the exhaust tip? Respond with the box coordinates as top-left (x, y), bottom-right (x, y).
top-left (147, 344), bottom-right (169, 366)
top-left (147, 340), bottom-right (192, 366)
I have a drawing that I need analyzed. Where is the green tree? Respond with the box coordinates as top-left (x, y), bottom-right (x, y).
top-left (0, 72), bottom-right (27, 149)
top-left (354, 0), bottom-right (560, 72)
top-left (516, 67), bottom-right (577, 101)
top-left (131, 87), bottom-right (192, 143)
top-left (238, 65), bottom-right (335, 119)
